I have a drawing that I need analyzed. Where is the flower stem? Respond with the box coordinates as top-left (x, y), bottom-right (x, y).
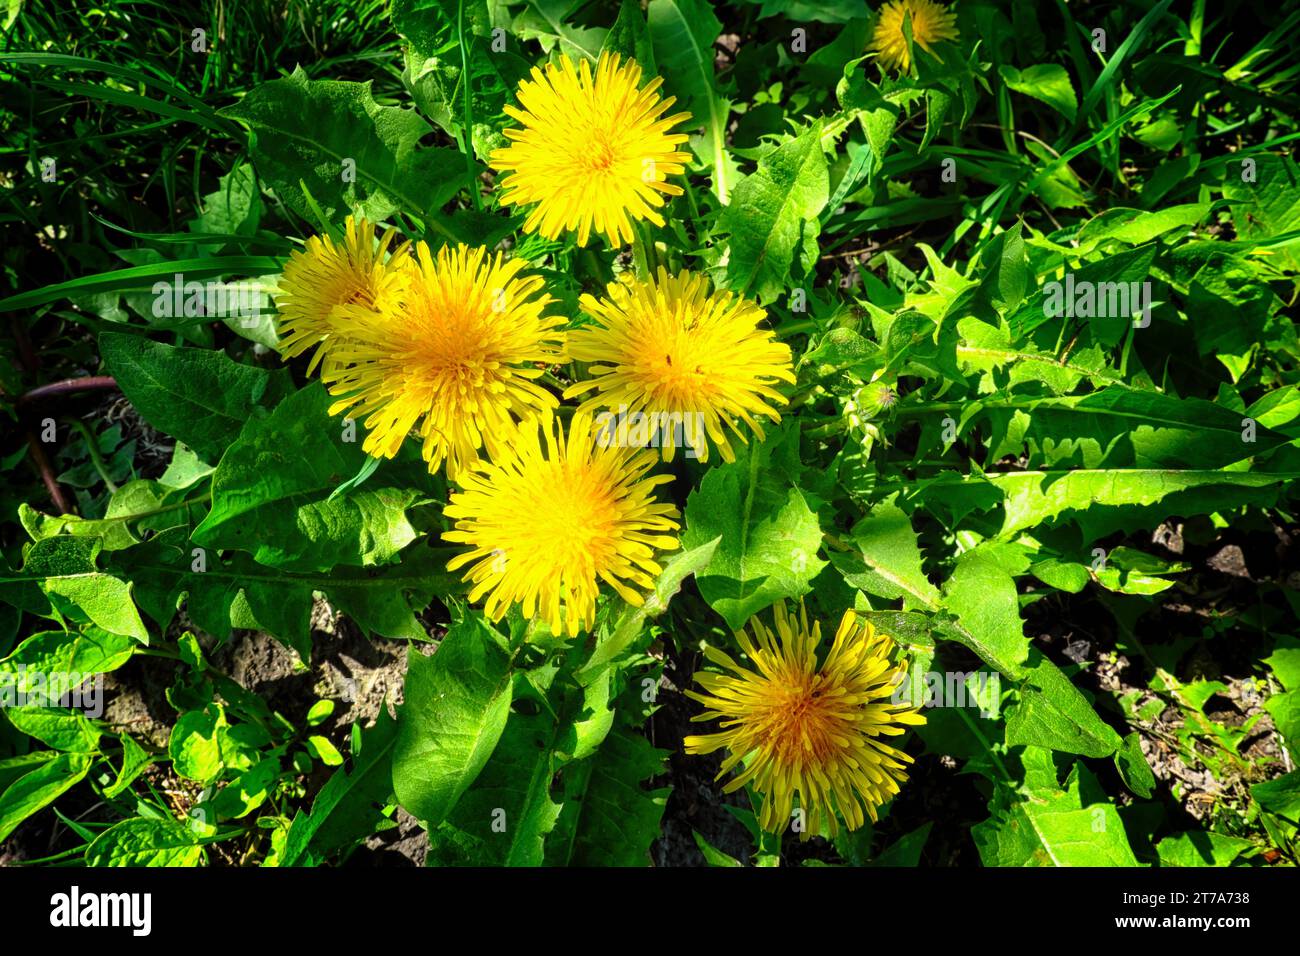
top-left (70, 419), bottom-right (119, 493)
top-left (632, 220), bottom-right (659, 279)
top-left (457, 0), bottom-right (482, 212)
top-left (804, 418), bottom-right (850, 440)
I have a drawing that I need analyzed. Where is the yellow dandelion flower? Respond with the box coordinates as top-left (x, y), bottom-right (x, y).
top-left (563, 268), bottom-right (795, 463)
top-left (490, 52), bottom-right (693, 247)
top-left (684, 603), bottom-right (925, 839)
top-left (275, 215), bottom-right (409, 373)
top-left (870, 0), bottom-right (960, 73)
top-left (319, 242), bottom-right (565, 478)
top-left (443, 410), bottom-right (681, 638)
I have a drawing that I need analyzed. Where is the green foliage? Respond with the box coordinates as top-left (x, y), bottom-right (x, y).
top-left (716, 120), bottom-right (828, 301)
top-left (282, 708), bottom-right (401, 866)
top-left (100, 332), bottom-right (292, 462)
top-left (1, 0), bottom-right (1298, 871)
top-left (974, 749), bottom-right (1140, 866)
top-left (683, 426), bottom-right (826, 629)
top-left (648, 0), bottom-right (734, 202)
top-left (192, 383), bottom-right (423, 572)
top-left (392, 616), bottom-right (514, 828)
top-left (85, 818), bottom-right (204, 867)
top-left (222, 67), bottom-right (471, 229)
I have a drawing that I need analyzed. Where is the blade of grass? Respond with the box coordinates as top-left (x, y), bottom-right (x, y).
top-left (0, 257), bottom-right (284, 312)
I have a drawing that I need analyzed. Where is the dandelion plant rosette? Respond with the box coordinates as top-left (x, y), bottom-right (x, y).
top-left (8, 0), bottom-right (1295, 880)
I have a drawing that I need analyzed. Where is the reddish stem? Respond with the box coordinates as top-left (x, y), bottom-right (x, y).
top-left (25, 430), bottom-right (75, 516)
top-left (17, 375), bottom-right (118, 405)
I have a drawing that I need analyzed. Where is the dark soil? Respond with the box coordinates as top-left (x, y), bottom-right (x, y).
top-left (1, 598), bottom-right (419, 865)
